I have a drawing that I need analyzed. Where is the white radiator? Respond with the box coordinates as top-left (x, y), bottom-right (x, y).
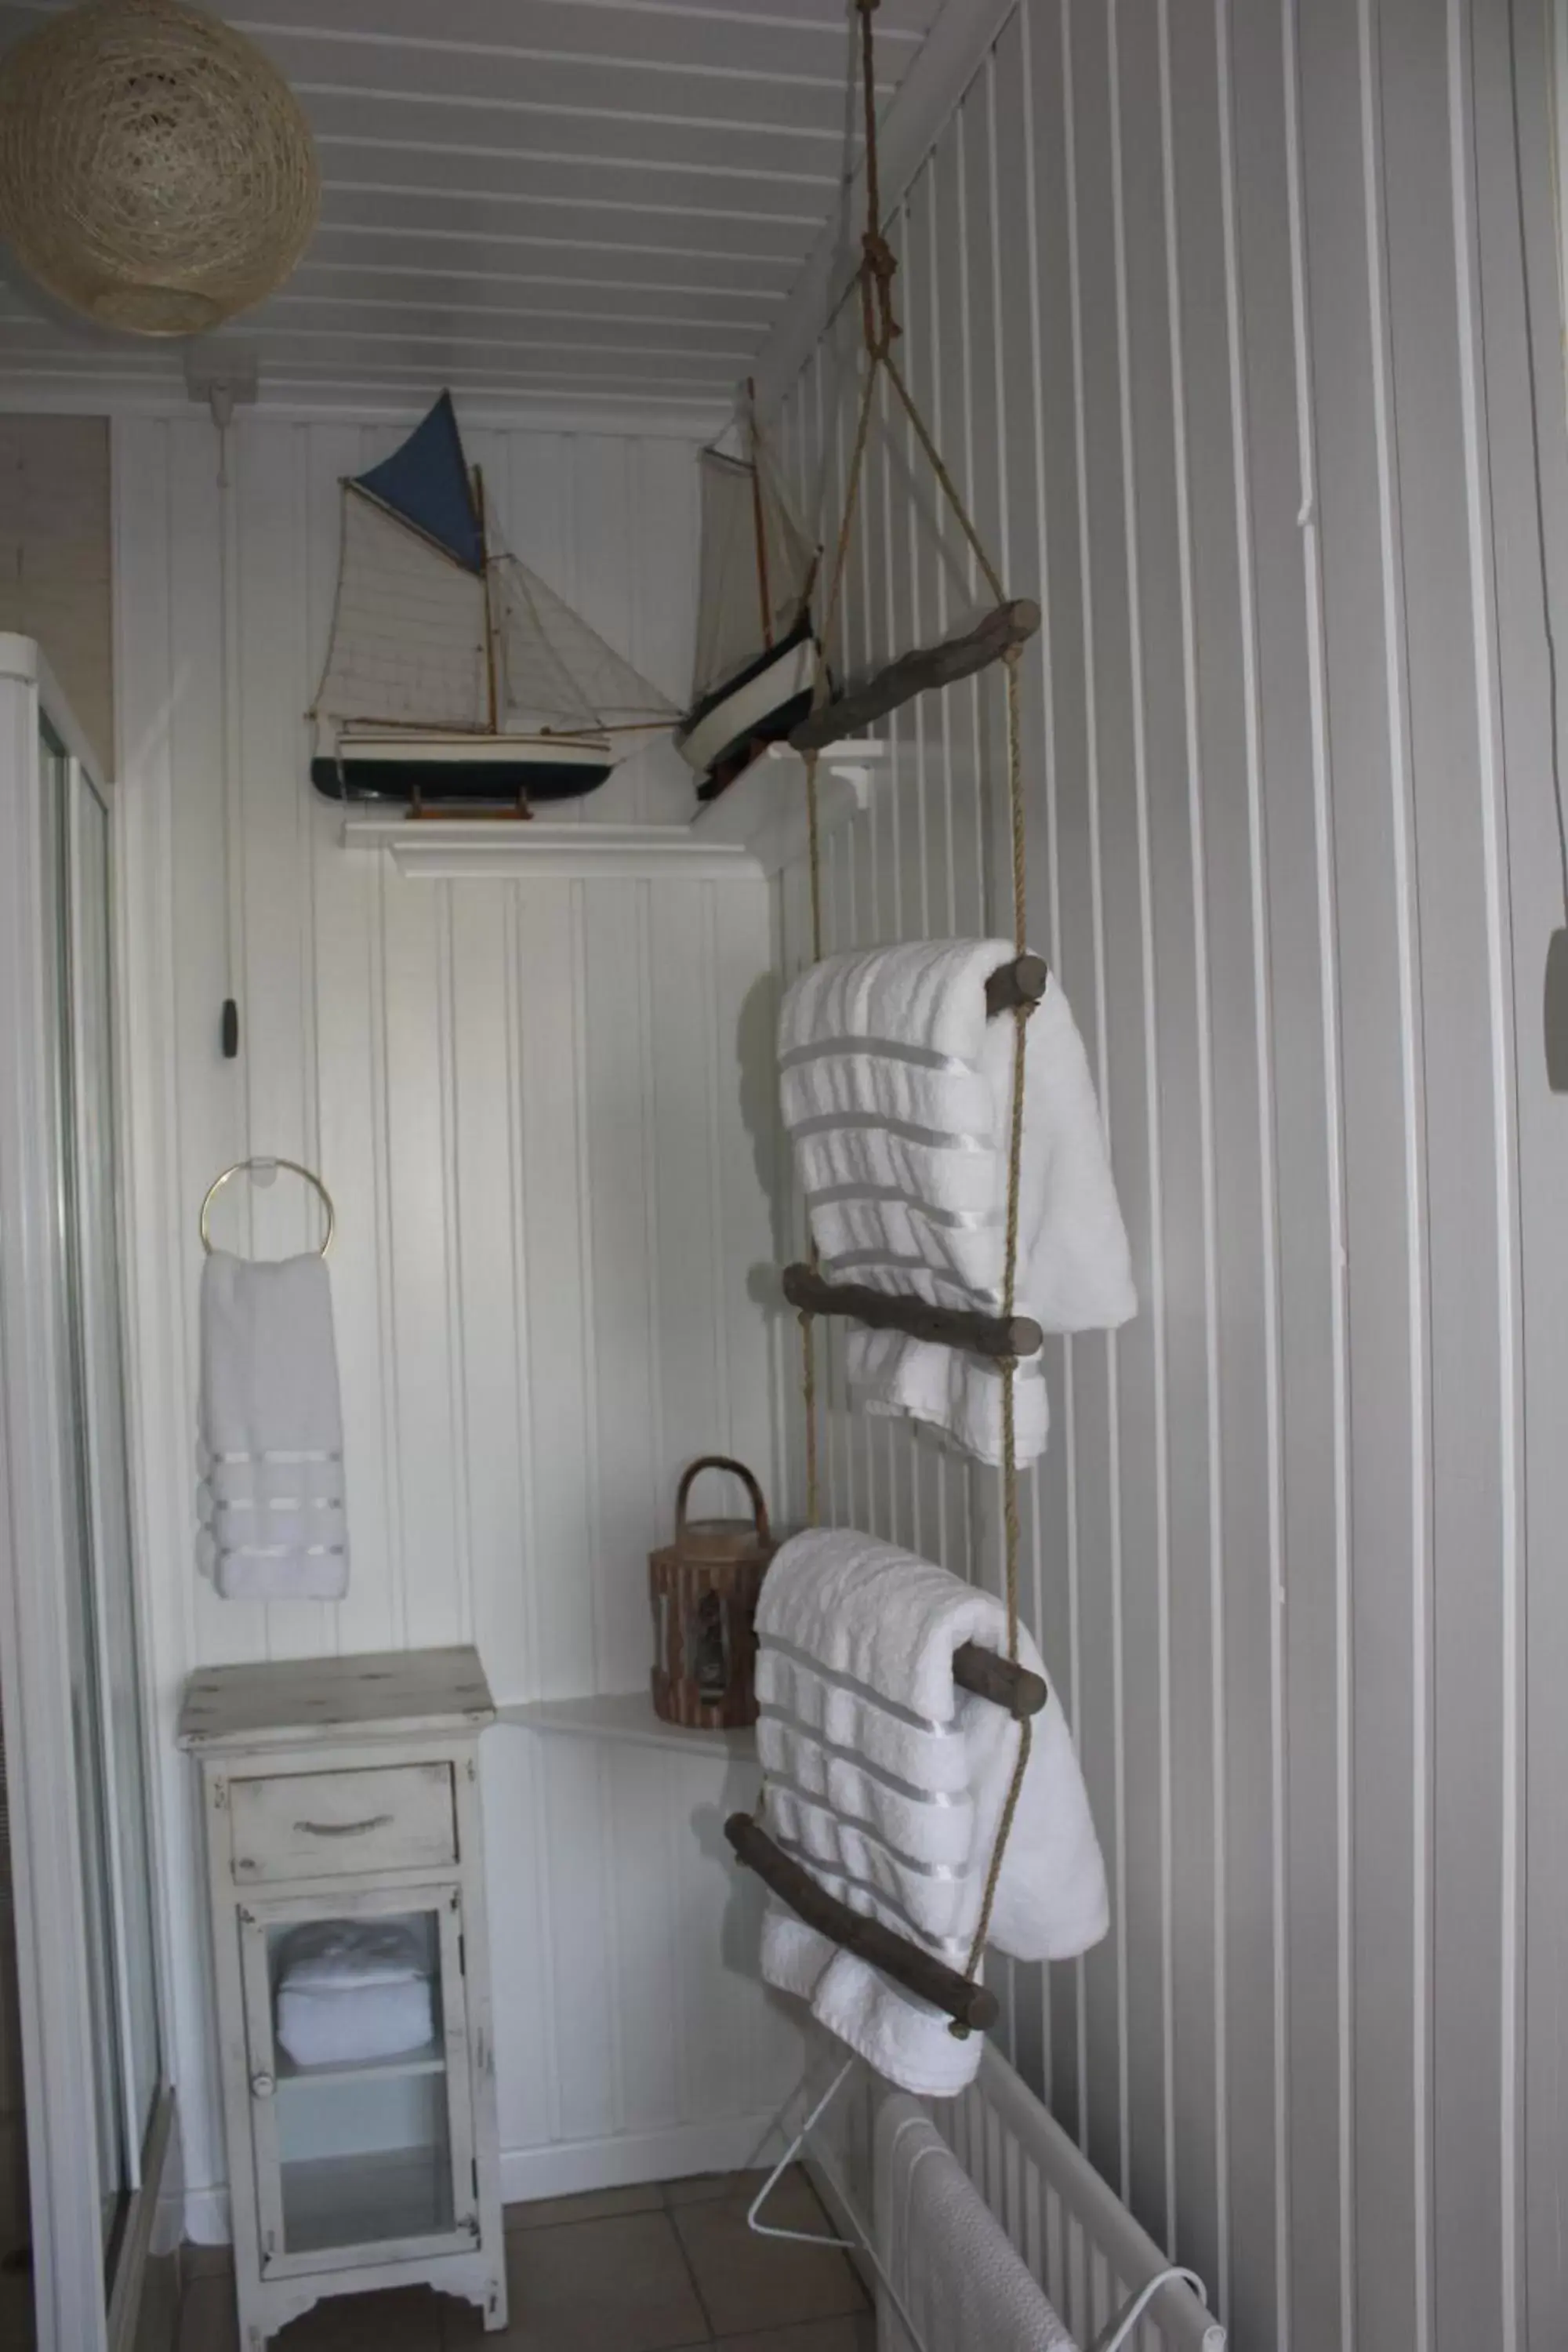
top-left (806, 2038), bottom-right (1226, 2352)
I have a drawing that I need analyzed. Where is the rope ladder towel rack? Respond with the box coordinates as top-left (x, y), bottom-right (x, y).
top-left (726, 0), bottom-right (1044, 2048)
top-left (736, 45), bottom-right (1217, 2339)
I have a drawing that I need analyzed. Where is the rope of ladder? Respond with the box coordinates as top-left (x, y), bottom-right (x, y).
top-left (790, 0), bottom-right (1036, 2030)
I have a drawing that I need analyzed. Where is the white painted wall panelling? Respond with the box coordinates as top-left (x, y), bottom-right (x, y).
top-left (769, 5), bottom-right (1568, 2349)
top-left (111, 413), bottom-right (799, 2227)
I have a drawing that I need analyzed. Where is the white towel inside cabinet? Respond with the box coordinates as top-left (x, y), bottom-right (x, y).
top-left (273, 1916), bottom-right (436, 2071)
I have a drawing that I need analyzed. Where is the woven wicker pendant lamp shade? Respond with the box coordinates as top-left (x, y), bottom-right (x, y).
top-left (0, 0), bottom-right (319, 336)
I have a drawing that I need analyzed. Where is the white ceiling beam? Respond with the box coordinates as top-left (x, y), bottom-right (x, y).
top-left (288, 261), bottom-right (784, 317)
top-left (0, 380), bottom-right (729, 438)
top-left (321, 188), bottom-right (811, 268)
top-left (304, 227), bottom-right (793, 293)
top-left (261, 292), bottom-right (763, 345)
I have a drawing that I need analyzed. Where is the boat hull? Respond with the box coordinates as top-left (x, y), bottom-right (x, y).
top-left (311, 730), bottom-right (614, 806)
top-left (677, 618), bottom-right (817, 793)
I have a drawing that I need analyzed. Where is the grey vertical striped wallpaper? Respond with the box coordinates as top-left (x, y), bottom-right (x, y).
top-left (769, 4), bottom-right (1568, 2346)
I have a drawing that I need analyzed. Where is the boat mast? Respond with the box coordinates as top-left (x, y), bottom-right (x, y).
top-left (746, 379), bottom-right (773, 651)
top-left (474, 461), bottom-right (499, 735)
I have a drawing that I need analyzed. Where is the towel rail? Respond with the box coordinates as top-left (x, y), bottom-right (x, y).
top-left (983, 951), bottom-right (1049, 1018)
top-left (951, 1642), bottom-right (1047, 1719)
top-left (724, 1812), bottom-right (1000, 2033)
top-left (780, 1265), bottom-right (1041, 1360)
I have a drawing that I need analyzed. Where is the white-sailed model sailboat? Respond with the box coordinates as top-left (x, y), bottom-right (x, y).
top-left (676, 398), bottom-right (819, 803)
top-left (310, 392), bottom-right (677, 811)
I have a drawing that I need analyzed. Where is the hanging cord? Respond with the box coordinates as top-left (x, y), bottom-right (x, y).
top-left (796, 16), bottom-right (884, 1529)
top-left (794, 10), bottom-right (1039, 2020)
top-left (857, 0), bottom-right (899, 365)
top-left (954, 648), bottom-right (1032, 2020)
top-left (801, 739), bottom-right (826, 1528)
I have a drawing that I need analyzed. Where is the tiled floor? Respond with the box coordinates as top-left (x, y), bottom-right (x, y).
top-left (176, 2169), bottom-right (873, 2352)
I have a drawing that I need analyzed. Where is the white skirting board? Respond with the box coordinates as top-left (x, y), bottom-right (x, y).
top-left (175, 2111), bottom-right (790, 2245)
top-left (499, 2113), bottom-right (789, 2205)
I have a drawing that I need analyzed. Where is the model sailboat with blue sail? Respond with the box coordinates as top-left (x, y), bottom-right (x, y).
top-left (310, 393), bottom-right (676, 810)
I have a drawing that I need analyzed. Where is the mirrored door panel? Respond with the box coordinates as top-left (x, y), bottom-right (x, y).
top-left (41, 731), bottom-right (125, 2262)
top-left (39, 739), bottom-right (165, 2276)
top-left (64, 761), bottom-right (162, 2175)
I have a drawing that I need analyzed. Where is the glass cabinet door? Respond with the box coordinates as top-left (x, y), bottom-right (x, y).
top-left (237, 1887), bottom-right (478, 2279)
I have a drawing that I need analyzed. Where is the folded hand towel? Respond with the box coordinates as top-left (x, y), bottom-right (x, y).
top-left (274, 1919), bottom-right (434, 2069)
top-left (779, 941), bottom-right (1134, 1465)
top-left (753, 1531), bottom-right (1108, 2096)
top-left (275, 1979), bottom-right (434, 2070)
top-left (198, 1249), bottom-right (348, 1602)
top-left (876, 2095), bottom-right (1077, 2352)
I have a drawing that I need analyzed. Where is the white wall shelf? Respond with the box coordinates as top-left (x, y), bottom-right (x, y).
top-left (497, 1689), bottom-right (757, 1762)
top-left (339, 817), bottom-right (765, 883)
top-left (340, 742), bottom-right (883, 884)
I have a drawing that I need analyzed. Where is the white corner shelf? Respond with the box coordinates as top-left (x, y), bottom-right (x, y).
top-left (688, 739), bottom-right (885, 877)
top-left (496, 1687), bottom-right (757, 1761)
top-left (339, 741), bottom-right (884, 883)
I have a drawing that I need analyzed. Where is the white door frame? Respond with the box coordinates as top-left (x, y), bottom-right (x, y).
top-left (0, 633), bottom-right (114, 2350)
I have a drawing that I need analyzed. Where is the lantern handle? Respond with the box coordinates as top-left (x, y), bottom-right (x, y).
top-left (674, 1457), bottom-right (770, 1548)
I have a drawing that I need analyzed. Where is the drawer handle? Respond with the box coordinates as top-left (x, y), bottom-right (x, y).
top-left (292, 1813), bottom-right (394, 1838)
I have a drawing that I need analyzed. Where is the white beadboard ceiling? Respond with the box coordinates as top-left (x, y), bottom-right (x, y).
top-left (0, 0), bottom-right (966, 428)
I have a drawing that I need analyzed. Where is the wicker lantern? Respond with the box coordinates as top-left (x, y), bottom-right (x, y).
top-left (650, 1457), bottom-right (776, 1732)
top-left (0, 0), bottom-right (319, 336)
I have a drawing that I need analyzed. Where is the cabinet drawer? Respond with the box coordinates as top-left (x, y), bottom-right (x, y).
top-left (229, 1763), bottom-right (456, 1883)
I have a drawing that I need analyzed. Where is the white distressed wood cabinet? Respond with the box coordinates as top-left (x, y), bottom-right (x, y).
top-left (178, 1647), bottom-right (506, 2346)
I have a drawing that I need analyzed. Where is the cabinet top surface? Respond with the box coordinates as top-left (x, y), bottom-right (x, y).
top-left (177, 1645), bottom-right (495, 1751)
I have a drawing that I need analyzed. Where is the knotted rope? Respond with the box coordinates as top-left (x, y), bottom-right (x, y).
top-left (790, 0), bottom-right (1036, 2028)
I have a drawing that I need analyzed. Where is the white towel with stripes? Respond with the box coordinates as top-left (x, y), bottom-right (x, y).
top-left (779, 940), bottom-right (1134, 1466)
top-left (197, 1250), bottom-right (349, 1602)
top-left (753, 1531), bottom-right (1108, 2096)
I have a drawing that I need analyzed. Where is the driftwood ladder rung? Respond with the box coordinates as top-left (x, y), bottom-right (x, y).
top-left (724, 1812), bottom-right (999, 2032)
top-left (789, 600), bottom-right (1042, 754)
top-left (984, 951), bottom-right (1049, 1018)
top-left (780, 1265), bottom-right (1043, 1361)
top-left (727, 1646), bottom-right (1044, 2029)
top-left (951, 1641), bottom-right (1048, 1719)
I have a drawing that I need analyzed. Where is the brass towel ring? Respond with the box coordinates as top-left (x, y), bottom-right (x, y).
top-left (200, 1159), bottom-right (336, 1258)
